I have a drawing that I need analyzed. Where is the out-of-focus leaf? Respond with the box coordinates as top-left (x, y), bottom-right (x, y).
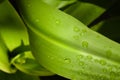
top-left (0, 0), bottom-right (4, 3)
top-left (0, 0), bottom-right (29, 51)
top-left (78, 0), bottom-right (117, 9)
top-left (91, 17), bottom-right (120, 43)
top-left (64, 1), bottom-right (105, 25)
top-left (0, 34), bottom-right (14, 73)
top-left (9, 0), bottom-right (120, 80)
top-left (41, 0), bottom-right (77, 9)
top-left (11, 51), bottom-right (54, 76)
top-left (0, 70), bottom-right (40, 80)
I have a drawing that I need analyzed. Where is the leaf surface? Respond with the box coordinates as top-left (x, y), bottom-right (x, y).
top-left (0, 34), bottom-right (12, 73)
top-left (9, 0), bottom-right (120, 79)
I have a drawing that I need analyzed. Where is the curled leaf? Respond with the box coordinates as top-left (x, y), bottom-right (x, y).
top-left (11, 51), bottom-right (54, 76)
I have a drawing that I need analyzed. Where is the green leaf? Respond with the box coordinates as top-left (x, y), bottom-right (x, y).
top-left (0, 34), bottom-right (13, 73)
top-left (0, 0), bottom-right (29, 51)
top-left (64, 0), bottom-right (118, 26)
top-left (0, 70), bottom-right (40, 80)
top-left (41, 0), bottom-right (76, 9)
top-left (64, 1), bottom-right (105, 25)
top-left (11, 51), bottom-right (54, 76)
top-left (91, 16), bottom-right (120, 42)
top-left (78, 0), bottom-right (118, 9)
top-left (9, 0), bottom-right (120, 80)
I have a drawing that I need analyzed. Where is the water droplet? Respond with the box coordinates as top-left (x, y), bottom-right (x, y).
top-left (94, 59), bottom-right (99, 63)
top-left (73, 35), bottom-right (79, 40)
top-left (64, 58), bottom-right (71, 63)
top-left (96, 35), bottom-right (100, 38)
top-left (103, 68), bottom-right (108, 73)
top-left (79, 61), bottom-right (84, 66)
top-left (82, 29), bottom-right (87, 33)
top-left (82, 41), bottom-right (88, 48)
top-left (108, 66), bottom-right (113, 72)
top-left (79, 29), bottom-right (87, 36)
top-left (99, 60), bottom-right (106, 65)
top-left (27, 4), bottom-right (31, 7)
top-left (109, 46), bottom-right (112, 48)
top-left (47, 56), bottom-right (50, 58)
top-left (35, 19), bottom-right (40, 22)
top-left (77, 54), bottom-right (83, 59)
top-left (55, 20), bottom-right (60, 24)
top-left (73, 27), bottom-right (80, 32)
top-left (50, 57), bottom-right (54, 60)
top-left (110, 72), bottom-right (115, 78)
top-left (106, 50), bottom-right (112, 57)
top-left (48, 56), bottom-right (54, 60)
top-left (86, 55), bottom-right (93, 60)
top-left (79, 32), bottom-right (84, 36)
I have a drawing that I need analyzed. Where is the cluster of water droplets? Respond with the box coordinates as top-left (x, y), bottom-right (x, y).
top-left (73, 27), bottom-right (87, 38)
top-left (76, 55), bottom-right (85, 68)
top-left (55, 20), bottom-right (61, 25)
top-left (63, 52), bottom-right (120, 79)
top-left (93, 58), bottom-right (120, 79)
top-left (73, 27), bottom-right (89, 49)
